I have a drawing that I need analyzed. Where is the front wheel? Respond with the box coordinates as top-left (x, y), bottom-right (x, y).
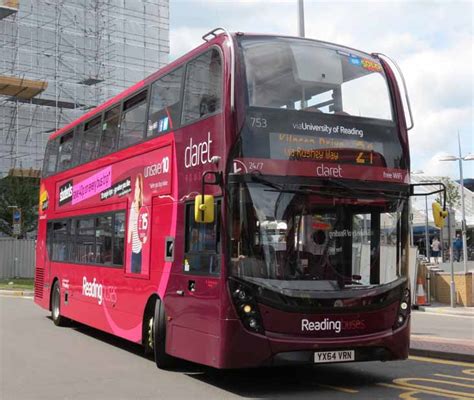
top-left (51, 281), bottom-right (67, 326)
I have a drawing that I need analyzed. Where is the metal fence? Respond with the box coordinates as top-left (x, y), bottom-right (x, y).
top-left (0, 239), bottom-right (36, 279)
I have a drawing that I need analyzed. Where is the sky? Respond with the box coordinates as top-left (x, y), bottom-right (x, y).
top-left (169, 0), bottom-right (473, 180)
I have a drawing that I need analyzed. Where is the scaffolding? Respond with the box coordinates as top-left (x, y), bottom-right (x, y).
top-left (0, 0), bottom-right (170, 177)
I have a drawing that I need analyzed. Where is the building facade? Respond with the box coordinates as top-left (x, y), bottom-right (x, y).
top-left (0, 0), bottom-right (169, 177)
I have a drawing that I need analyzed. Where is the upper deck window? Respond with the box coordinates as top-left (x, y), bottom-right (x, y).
top-left (57, 131), bottom-right (74, 172)
top-left (118, 90), bottom-right (147, 149)
top-left (239, 37), bottom-right (392, 121)
top-left (182, 48), bottom-right (222, 125)
top-left (42, 138), bottom-right (59, 177)
top-left (99, 106), bottom-right (121, 156)
top-left (80, 116), bottom-right (102, 164)
top-left (148, 67), bottom-right (184, 136)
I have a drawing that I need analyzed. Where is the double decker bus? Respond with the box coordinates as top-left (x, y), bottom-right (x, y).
top-left (35, 28), bottom-right (417, 368)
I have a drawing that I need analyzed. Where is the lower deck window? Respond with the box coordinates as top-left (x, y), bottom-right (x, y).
top-left (47, 211), bottom-right (125, 267)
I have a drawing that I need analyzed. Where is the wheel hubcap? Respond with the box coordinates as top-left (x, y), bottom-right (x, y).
top-left (148, 317), bottom-right (154, 349)
top-left (53, 289), bottom-right (59, 319)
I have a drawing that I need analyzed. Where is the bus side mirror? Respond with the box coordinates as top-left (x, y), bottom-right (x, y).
top-left (432, 202), bottom-right (448, 228)
top-left (195, 195), bottom-right (215, 223)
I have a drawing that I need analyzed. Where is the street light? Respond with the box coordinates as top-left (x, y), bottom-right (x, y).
top-left (438, 131), bottom-right (473, 274)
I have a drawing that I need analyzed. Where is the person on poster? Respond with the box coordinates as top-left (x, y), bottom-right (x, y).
top-left (128, 173), bottom-right (145, 273)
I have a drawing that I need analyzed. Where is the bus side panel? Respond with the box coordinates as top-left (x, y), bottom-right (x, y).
top-left (56, 262), bottom-right (150, 343)
top-left (34, 215), bottom-right (50, 310)
top-left (35, 180), bottom-right (55, 310)
top-left (151, 198), bottom-right (176, 299)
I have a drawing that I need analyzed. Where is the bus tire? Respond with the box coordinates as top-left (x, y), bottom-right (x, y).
top-left (153, 298), bottom-right (176, 369)
top-left (51, 280), bottom-right (67, 327)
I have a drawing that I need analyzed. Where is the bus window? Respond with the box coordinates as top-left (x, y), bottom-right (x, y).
top-left (99, 106), bottom-right (120, 156)
top-left (57, 131), bottom-right (74, 172)
top-left (51, 220), bottom-right (69, 261)
top-left (118, 90), bottom-right (147, 149)
top-left (75, 218), bottom-right (96, 264)
top-left (42, 138), bottom-right (59, 177)
top-left (80, 116), bottom-right (102, 164)
top-left (184, 200), bottom-right (221, 275)
top-left (113, 212), bottom-right (125, 265)
top-left (96, 215), bottom-right (113, 265)
top-left (181, 48), bottom-right (222, 125)
top-left (148, 67), bottom-right (183, 136)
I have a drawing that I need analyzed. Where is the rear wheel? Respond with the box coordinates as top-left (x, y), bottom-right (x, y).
top-left (148, 299), bottom-right (176, 369)
top-left (51, 281), bottom-right (67, 326)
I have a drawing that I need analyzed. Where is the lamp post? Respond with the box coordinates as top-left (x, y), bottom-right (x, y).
top-left (411, 171), bottom-right (430, 261)
top-left (439, 131), bottom-right (474, 274)
top-left (297, 0), bottom-right (305, 37)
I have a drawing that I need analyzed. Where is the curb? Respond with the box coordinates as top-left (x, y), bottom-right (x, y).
top-left (0, 289), bottom-right (34, 297)
top-left (410, 347), bottom-right (474, 363)
top-left (414, 305), bottom-right (474, 317)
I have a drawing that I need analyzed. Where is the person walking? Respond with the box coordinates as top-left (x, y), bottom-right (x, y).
top-left (431, 237), bottom-right (441, 264)
top-left (453, 234), bottom-right (463, 262)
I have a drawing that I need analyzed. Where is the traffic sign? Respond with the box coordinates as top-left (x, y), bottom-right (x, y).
top-left (12, 208), bottom-right (21, 224)
top-left (12, 224), bottom-right (21, 236)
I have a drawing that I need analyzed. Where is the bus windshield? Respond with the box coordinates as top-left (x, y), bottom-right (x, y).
top-left (239, 36), bottom-right (392, 120)
top-left (229, 181), bottom-right (407, 289)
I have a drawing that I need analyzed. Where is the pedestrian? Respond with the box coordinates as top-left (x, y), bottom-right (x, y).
top-left (453, 234), bottom-right (463, 262)
top-left (431, 237), bottom-right (441, 264)
top-left (417, 238), bottom-right (425, 257)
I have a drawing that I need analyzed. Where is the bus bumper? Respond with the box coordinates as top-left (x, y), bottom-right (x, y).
top-left (219, 316), bottom-right (410, 369)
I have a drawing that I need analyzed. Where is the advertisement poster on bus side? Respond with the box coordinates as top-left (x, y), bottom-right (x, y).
top-left (55, 145), bottom-right (173, 276)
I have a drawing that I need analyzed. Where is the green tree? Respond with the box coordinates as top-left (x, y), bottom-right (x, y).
top-left (0, 176), bottom-right (39, 238)
top-left (435, 177), bottom-right (461, 210)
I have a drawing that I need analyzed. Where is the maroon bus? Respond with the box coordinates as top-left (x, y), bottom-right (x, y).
top-left (35, 28), bottom-right (415, 368)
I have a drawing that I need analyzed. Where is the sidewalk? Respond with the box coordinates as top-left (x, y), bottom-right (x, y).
top-left (0, 289), bottom-right (34, 297)
top-left (415, 303), bottom-right (474, 317)
top-left (410, 304), bottom-right (474, 362)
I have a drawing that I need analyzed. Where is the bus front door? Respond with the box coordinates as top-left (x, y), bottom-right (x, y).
top-left (165, 200), bottom-right (222, 367)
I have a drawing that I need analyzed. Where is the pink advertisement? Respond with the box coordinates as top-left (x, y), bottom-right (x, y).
top-left (72, 166), bottom-right (112, 205)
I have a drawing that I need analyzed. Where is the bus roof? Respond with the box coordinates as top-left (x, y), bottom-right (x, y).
top-left (48, 32), bottom-right (227, 141)
top-left (48, 31), bottom-right (377, 142)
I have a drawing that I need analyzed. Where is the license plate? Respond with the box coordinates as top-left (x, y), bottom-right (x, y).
top-left (314, 350), bottom-right (355, 363)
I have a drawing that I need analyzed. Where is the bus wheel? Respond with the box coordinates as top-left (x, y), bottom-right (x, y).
top-left (51, 281), bottom-right (67, 326)
top-left (152, 299), bottom-right (176, 369)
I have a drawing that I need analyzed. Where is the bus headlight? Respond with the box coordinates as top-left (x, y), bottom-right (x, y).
top-left (229, 279), bottom-right (264, 334)
top-left (393, 287), bottom-right (410, 330)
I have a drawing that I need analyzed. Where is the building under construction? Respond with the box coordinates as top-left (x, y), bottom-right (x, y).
top-left (0, 0), bottom-right (169, 177)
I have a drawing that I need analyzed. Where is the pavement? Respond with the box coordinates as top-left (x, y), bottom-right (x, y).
top-left (410, 303), bottom-right (473, 362)
top-left (0, 288), bottom-right (34, 297)
top-left (1, 288), bottom-right (472, 364)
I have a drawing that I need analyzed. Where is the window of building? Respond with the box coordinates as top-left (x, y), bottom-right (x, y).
top-left (184, 200), bottom-right (221, 275)
top-left (147, 67), bottom-right (183, 136)
top-left (57, 131), bottom-right (74, 172)
top-left (80, 116), bottom-right (102, 164)
top-left (181, 48), bottom-right (222, 125)
top-left (118, 90), bottom-right (147, 149)
top-left (99, 106), bottom-right (120, 156)
top-left (42, 138), bottom-right (59, 177)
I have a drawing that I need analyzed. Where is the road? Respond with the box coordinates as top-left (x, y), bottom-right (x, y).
top-left (1, 296), bottom-right (473, 400)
